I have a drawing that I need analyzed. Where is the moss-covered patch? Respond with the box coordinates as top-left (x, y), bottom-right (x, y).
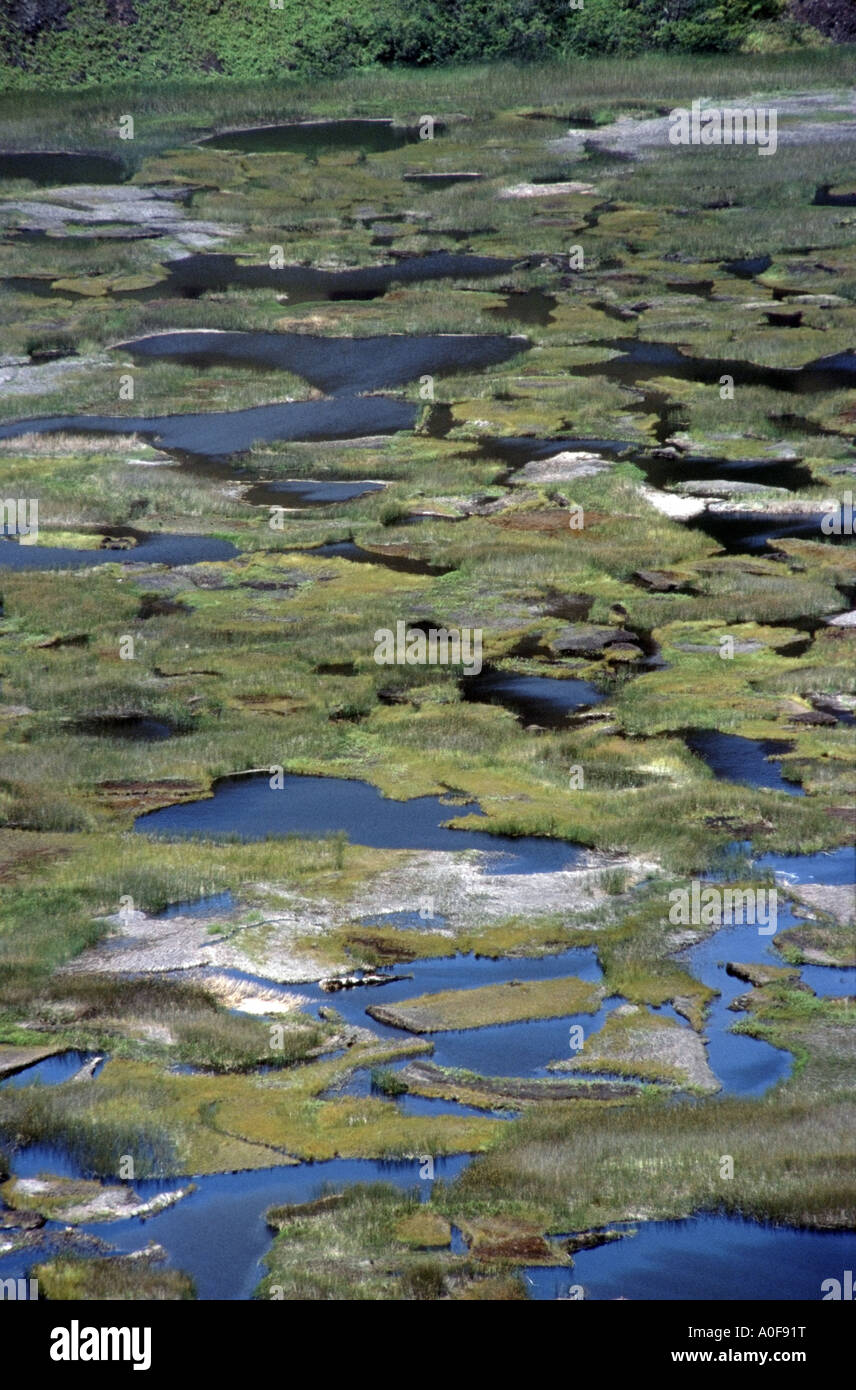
top-left (775, 924), bottom-right (856, 969)
top-left (4, 972), bottom-right (330, 1074)
top-left (393, 1209), bottom-right (453, 1249)
top-left (398, 1059), bottom-right (644, 1110)
top-left (456, 1215), bottom-right (559, 1264)
top-left (549, 1003), bottom-right (721, 1093)
top-left (367, 975), bottom-right (602, 1033)
top-left (725, 960), bottom-right (803, 987)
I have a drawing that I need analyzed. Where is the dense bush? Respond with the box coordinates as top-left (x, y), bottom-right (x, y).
top-left (789, 0), bottom-right (856, 42)
top-left (0, 0), bottom-right (842, 88)
top-left (379, 0), bottom-right (571, 64)
top-left (563, 0), bottom-right (784, 56)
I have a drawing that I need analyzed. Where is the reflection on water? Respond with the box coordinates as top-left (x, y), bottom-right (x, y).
top-left (462, 670), bottom-right (605, 728)
top-left (524, 1214), bottom-right (856, 1300)
top-left (199, 119), bottom-right (437, 157)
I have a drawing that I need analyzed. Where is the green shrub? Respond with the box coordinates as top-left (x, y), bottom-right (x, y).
top-left (400, 1258), bottom-right (448, 1299)
top-left (0, 0), bottom-right (795, 90)
top-left (371, 1066), bottom-right (408, 1095)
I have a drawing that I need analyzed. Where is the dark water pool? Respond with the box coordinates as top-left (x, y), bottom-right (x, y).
top-left (5, 249), bottom-right (515, 305)
top-left (0, 531), bottom-right (237, 569)
top-left (199, 119), bottom-right (435, 157)
top-left (487, 289), bottom-right (557, 327)
top-left (244, 479), bottom-right (385, 508)
top-left (813, 185), bottom-right (856, 208)
top-left (172, 249), bottom-right (512, 301)
top-left (639, 453), bottom-right (813, 493)
top-left (692, 509), bottom-right (848, 554)
top-left (119, 328), bottom-right (527, 397)
top-left (577, 337), bottom-right (856, 396)
top-left (473, 429), bottom-right (815, 500)
top-left (0, 151), bottom-right (126, 186)
top-left (71, 716), bottom-right (174, 741)
top-left (721, 254), bottom-right (773, 278)
top-left (461, 670), bottom-right (605, 727)
top-left (478, 434), bottom-right (634, 471)
top-left (402, 171), bottom-right (482, 189)
top-left (134, 772), bottom-right (591, 873)
top-left (685, 731), bottom-right (803, 796)
top-left (0, 396), bottom-right (416, 461)
top-left (155, 891), bottom-right (236, 919)
top-left (287, 539), bottom-right (452, 575)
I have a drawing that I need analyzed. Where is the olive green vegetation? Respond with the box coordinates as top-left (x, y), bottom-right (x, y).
top-left (776, 923), bottom-right (856, 968)
top-left (0, 525), bottom-right (850, 873)
top-left (259, 967), bottom-right (856, 1299)
top-left (393, 1060), bottom-right (651, 1110)
top-left (445, 980), bottom-right (856, 1232)
top-left (0, 827), bottom-right (400, 993)
top-left (0, 1043), bottom-right (494, 1176)
top-left (550, 1004), bottom-right (711, 1089)
top-left (1, 971), bottom-right (328, 1074)
top-left (260, 974), bottom-right (856, 1302)
top-left (0, 53), bottom-right (853, 1299)
top-left (32, 1254), bottom-right (195, 1300)
top-left (259, 1183), bottom-right (536, 1300)
top-left (367, 975), bottom-right (603, 1032)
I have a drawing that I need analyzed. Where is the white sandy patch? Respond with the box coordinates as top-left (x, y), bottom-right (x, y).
top-left (199, 971), bottom-right (307, 1014)
top-left (499, 181), bottom-right (597, 198)
top-left (637, 484), bottom-right (707, 519)
top-left (60, 847), bottom-right (652, 986)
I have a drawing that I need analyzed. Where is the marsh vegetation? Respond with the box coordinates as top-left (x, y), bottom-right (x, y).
top-left (0, 47), bottom-right (853, 1301)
